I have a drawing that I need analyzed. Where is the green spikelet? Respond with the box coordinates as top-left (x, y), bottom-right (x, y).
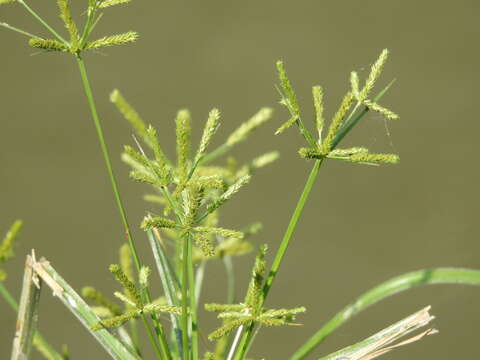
top-left (275, 115), bottom-right (298, 135)
top-left (298, 147), bottom-right (324, 160)
top-left (348, 152), bottom-right (399, 164)
top-left (312, 85), bottom-right (325, 142)
top-left (28, 38), bottom-right (67, 52)
top-left (193, 234), bottom-right (215, 257)
top-left (129, 170), bottom-right (159, 186)
top-left (82, 286), bottom-right (122, 316)
top-left (276, 60), bottom-right (300, 116)
top-left (176, 109), bottom-right (192, 180)
top-left (322, 91), bottom-right (354, 153)
top-left (195, 108), bottom-right (221, 163)
top-left (208, 318), bottom-right (250, 341)
top-left (251, 151), bottom-right (279, 169)
top-left (145, 126), bottom-right (170, 172)
top-left (109, 264), bottom-right (142, 308)
top-left (139, 266), bottom-right (151, 289)
top-left (363, 99), bottom-right (399, 120)
top-left (119, 243), bottom-right (134, 283)
top-left (84, 31), bottom-right (138, 50)
top-left (206, 175), bottom-right (251, 214)
top-left (141, 216), bottom-right (177, 230)
top-left (226, 108), bottom-right (273, 146)
top-left (91, 311), bottom-right (137, 330)
top-left (359, 49), bottom-right (389, 101)
top-left (245, 245), bottom-right (267, 310)
top-left (0, 0), bottom-right (15, 4)
top-left (194, 227), bottom-right (243, 239)
top-left (0, 219), bottom-right (22, 262)
top-left (111, 89), bottom-right (150, 144)
top-left (205, 303), bottom-right (247, 312)
top-left (350, 71), bottom-right (360, 98)
top-left (56, 0), bottom-right (79, 51)
top-left (99, 0), bottom-right (131, 8)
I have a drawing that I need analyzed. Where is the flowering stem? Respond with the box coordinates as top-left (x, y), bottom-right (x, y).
top-left (75, 55), bottom-right (171, 360)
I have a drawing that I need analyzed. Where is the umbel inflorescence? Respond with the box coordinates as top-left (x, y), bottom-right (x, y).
top-left (3, 1), bottom-right (480, 360)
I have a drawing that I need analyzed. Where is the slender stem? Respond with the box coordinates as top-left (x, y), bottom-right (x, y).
top-left (227, 325), bottom-right (244, 360)
top-left (76, 56), bottom-right (141, 272)
top-left (17, 0), bottom-right (68, 44)
top-left (75, 55), bottom-right (171, 360)
top-left (262, 159), bottom-right (323, 298)
top-left (223, 255), bottom-right (235, 304)
top-left (181, 236), bottom-right (190, 360)
top-left (0, 22), bottom-right (39, 38)
top-left (290, 267), bottom-right (480, 360)
top-left (187, 237), bottom-right (199, 360)
top-left (0, 282), bottom-right (18, 311)
top-left (198, 143), bottom-right (230, 166)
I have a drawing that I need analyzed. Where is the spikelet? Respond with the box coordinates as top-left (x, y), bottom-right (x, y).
top-left (322, 92), bottom-right (354, 153)
top-left (84, 31), bottom-right (138, 50)
top-left (82, 286), bottom-right (122, 315)
top-left (99, 0), bottom-right (131, 8)
top-left (0, 0), bottom-right (16, 4)
top-left (348, 152), bottom-right (399, 165)
top-left (193, 234), bottom-right (215, 257)
top-left (194, 227), bottom-right (243, 239)
top-left (141, 216), bottom-right (177, 230)
top-left (363, 99), bottom-right (399, 120)
top-left (206, 175), bottom-right (251, 214)
top-left (109, 264), bottom-right (142, 308)
top-left (139, 266), bottom-right (151, 289)
top-left (175, 109), bottom-right (192, 180)
top-left (28, 38), bottom-right (67, 52)
top-left (245, 245), bottom-right (267, 310)
top-left (298, 147), bottom-right (324, 159)
top-left (56, 0), bottom-right (80, 51)
top-left (145, 125), bottom-right (170, 172)
top-left (0, 220), bottom-right (22, 262)
top-left (226, 108), bottom-right (273, 146)
top-left (276, 60), bottom-right (300, 116)
top-left (312, 86), bottom-right (325, 142)
top-left (195, 108), bottom-right (221, 163)
top-left (359, 49), bottom-right (389, 101)
top-left (111, 90), bottom-right (150, 144)
top-left (350, 71), bottom-right (361, 99)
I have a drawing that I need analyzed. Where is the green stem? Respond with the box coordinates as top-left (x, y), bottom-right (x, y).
top-left (181, 236), bottom-right (190, 360)
top-left (233, 159), bottom-right (323, 360)
top-left (0, 22), bottom-right (39, 38)
top-left (198, 143), bottom-right (230, 166)
top-left (75, 56), bottom-right (171, 360)
top-left (75, 56), bottom-right (141, 272)
top-left (17, 0), bottom-right (68, 44)
top-left (263, 159), bottom-right (323, 298)
top-left (0, 281), bottom-right (18, 311)
top-left (187, 236), bottom-right (199, 360)
top-left (290, 267), bottom-right (480, 360)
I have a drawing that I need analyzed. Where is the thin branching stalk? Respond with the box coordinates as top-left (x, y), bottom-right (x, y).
top-left (291, 268), bottom-right (480, 360)
top-left (16, 0), bottom-right (67, 44)
top-left (187, 235), bottom-right (199, 360)
top-left (10, 255), bottom-right (41, 360)
top-left (75, 56), bottom-right (172, 360)
top-left (181, 235), bottom-right (190, 360)
top-left (234, 85), bottom-right (395, 360)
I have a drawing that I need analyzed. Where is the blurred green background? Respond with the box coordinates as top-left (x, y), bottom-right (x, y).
top-left (1, 0), bottom-right (479, 359)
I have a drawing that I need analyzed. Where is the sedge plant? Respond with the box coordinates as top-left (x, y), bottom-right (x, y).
top-left (2, 2), bottom-right (480, 360)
